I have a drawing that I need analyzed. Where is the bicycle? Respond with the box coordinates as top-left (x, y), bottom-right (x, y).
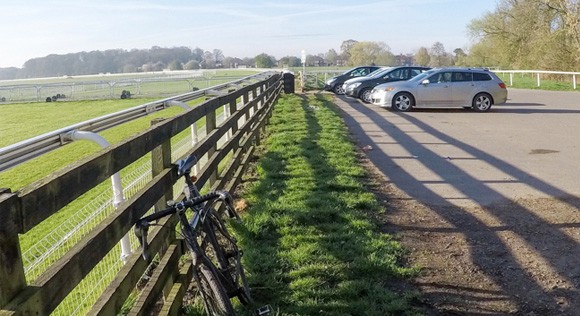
top-left (134, 154), bottom-right (254, 315)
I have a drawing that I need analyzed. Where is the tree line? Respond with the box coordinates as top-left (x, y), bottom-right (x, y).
top-left (1, 0), bottom-right (577, 80)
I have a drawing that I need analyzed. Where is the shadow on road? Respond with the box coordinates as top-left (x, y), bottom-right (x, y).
top-left (331, 94), bottom-right (580, 315)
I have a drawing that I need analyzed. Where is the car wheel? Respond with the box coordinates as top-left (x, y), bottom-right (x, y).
top-left (333, 84), bottom-right (345, 95)
top-left (392, 92), bottom-right (414, 112)
top-left (472, 93), bottom-right (493, 112)
top-left (360, 89), bottom-right (372, 103)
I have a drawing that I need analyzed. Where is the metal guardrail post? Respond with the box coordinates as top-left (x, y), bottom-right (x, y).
top-left (62, 130), bottom-right (132, 263)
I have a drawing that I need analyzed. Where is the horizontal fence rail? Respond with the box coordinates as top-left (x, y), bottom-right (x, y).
top-left (0, 72), bottom-right (284, 315)
top-left (0, 71), bottom-right (274, 172)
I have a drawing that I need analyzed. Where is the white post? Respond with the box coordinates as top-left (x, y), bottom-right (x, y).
top-left (537, 73), bottom-right (541, 87)
top-left (63, 130), bottom-right (132, 263)
top-left (301, 49), bottom-right (307, 92)
top-left (165, 100), bottom-right (199, 174)
top-left (510, 73), bottom-right (513, 86)
top-left (573, 75), bottom-right (577, 90)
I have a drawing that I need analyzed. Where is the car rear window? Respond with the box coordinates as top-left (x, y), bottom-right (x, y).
top-left (473, 72), bottom-right (492, 81)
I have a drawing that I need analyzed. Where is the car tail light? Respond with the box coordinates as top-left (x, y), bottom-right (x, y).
top-left (498, 82), bottom-right (506, 89)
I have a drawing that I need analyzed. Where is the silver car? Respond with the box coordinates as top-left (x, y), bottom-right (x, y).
top-left (370, 68), bottom-right (508, 112)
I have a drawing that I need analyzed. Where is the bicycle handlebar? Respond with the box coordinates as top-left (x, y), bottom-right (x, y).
top-left (134, 190), bottom-right (236, 261)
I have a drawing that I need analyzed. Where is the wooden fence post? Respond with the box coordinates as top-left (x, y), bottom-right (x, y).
top-left (151, 118), bottom-right (173, 210)
top-left (206, 109), bottom-right (217, 186)
top-left (0, 189), bottom-right (26, 308)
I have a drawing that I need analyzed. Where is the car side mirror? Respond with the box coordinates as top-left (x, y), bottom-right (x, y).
top-left (421, 79), bottom-right (430, 85)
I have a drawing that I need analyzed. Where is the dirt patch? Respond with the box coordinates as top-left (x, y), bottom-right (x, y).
top-left (358, 151), bottom-right (580, 316)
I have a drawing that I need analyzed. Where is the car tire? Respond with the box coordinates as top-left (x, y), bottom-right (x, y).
top-left (333, 84), bottom-right (345, 95)
top-left (392, 92), bottom-right (414, 112)
top-left (360, 88), bottom-right (372, 103)
top-left (472, 93), bottom-right (493, 112)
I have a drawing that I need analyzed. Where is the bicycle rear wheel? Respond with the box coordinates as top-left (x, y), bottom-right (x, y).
top-left (196, 261), bottom-right (236, 316)
top-left (204, 211), bottom-right (253, 305)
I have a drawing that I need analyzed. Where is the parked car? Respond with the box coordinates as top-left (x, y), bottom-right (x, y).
top-left (370, 68), bottom-right (508, 112)
top-left (344, 66), bottom-right (430, 103)
top-left (324, 65), bottom-right (381, 94)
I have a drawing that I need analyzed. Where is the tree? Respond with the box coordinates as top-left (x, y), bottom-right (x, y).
top-left (213, 49), bottom-right (225, 67)
top-left (168, 60), bottom-right (183, 70)
top-left (340, 39), bottom-right (358, 64)
top-left (278, 56), bottom-right (301, 67)
top-left (201, 51), bottom-right (216, 68)
top-left (468, 0), bottom-right (580, 70)
top-left (184, 60), bottom-right (201, 70)
top-left (223, 56), bottom-right (244, 68)
top-left (428, 42), bottom-right (453, 67)
top-left (254, 53), bottom-right (275, 68)
top-left (415, 47), bottom-right (430, 66)
top-left (325, 49), bottom-right (339, 66)
top-left (347, 41), bottom-right (395, 66)
top-left (305, 54), bottom-right (325, 67)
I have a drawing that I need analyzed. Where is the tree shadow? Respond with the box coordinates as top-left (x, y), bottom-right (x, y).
top-left (242, 93), bottom-right (422, 315)
top-left (332, 96), bottom-right (580, 315)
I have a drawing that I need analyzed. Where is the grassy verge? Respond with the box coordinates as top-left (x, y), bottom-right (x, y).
top-left (235, 94), bottom-right (420, 315)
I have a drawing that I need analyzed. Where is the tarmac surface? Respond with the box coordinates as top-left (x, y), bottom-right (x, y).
top-left (333, 88), bottom-right (580, 207)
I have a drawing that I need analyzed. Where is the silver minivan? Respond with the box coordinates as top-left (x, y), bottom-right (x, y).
top-left (370, 68), bottom-right (508, 112)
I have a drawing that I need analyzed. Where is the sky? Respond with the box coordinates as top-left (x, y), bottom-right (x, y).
top-left (0, 0), bottom-right (499, 68)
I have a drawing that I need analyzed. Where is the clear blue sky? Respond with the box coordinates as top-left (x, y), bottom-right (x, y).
top-left (0, 0), bottom-right (498, 68)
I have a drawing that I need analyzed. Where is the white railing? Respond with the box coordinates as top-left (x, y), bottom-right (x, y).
top-left (494, 69), bottom-right (579, 89)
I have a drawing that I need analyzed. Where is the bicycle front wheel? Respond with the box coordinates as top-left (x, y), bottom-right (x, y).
top-left (206, 211), bottom-right (253, 305)
top-left (196, 262), bottom-right (236, 316)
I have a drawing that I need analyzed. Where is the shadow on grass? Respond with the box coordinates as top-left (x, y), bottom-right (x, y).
top-left (238, 93), bottom-right (420, 316)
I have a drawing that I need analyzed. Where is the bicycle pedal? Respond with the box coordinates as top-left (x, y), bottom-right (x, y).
top-left (254, 305), bottom-right (272, 316)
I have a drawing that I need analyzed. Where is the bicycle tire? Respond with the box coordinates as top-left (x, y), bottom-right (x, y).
top-left (196, 261), bottom-right (236, 316)
top-left (204, 211), bottom-right (253, 305)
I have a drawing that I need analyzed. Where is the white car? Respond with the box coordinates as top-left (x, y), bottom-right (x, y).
top-left (370, 68), bottom-right (508, 112)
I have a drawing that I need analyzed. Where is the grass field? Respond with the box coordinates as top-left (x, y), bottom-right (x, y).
top-left (0, 98), bottom-right (184, 190)
top-left (233, 94), bottom-right (421, 315)
top-left (496, 72), bottom-right (579, 91)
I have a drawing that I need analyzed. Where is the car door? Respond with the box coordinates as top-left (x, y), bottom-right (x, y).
top-left (416, 71), bottom-right (452, 107)
top-left (450, 71), bottom-right (475, 106)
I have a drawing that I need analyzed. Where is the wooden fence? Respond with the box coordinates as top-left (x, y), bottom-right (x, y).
top-left (0, 72), bottom-right (283, 315)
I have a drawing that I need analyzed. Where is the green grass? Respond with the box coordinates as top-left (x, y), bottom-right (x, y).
top-left (234, 94), bottom-right (421, 315)
top-left (0, 99), bottom-right (157, 147)
top-left (496, 72), bottom-right (579, 91)
top-left (0, 99), bottom-right (186, 190)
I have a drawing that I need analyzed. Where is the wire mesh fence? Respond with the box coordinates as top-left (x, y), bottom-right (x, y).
top-left (0, 70), bottom-right (252, 103)
top-left (20, 95), bottom-right (241, 314)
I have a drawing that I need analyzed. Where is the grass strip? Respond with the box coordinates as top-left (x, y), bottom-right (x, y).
top-left (235, 93), bottom-right (421, 316)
